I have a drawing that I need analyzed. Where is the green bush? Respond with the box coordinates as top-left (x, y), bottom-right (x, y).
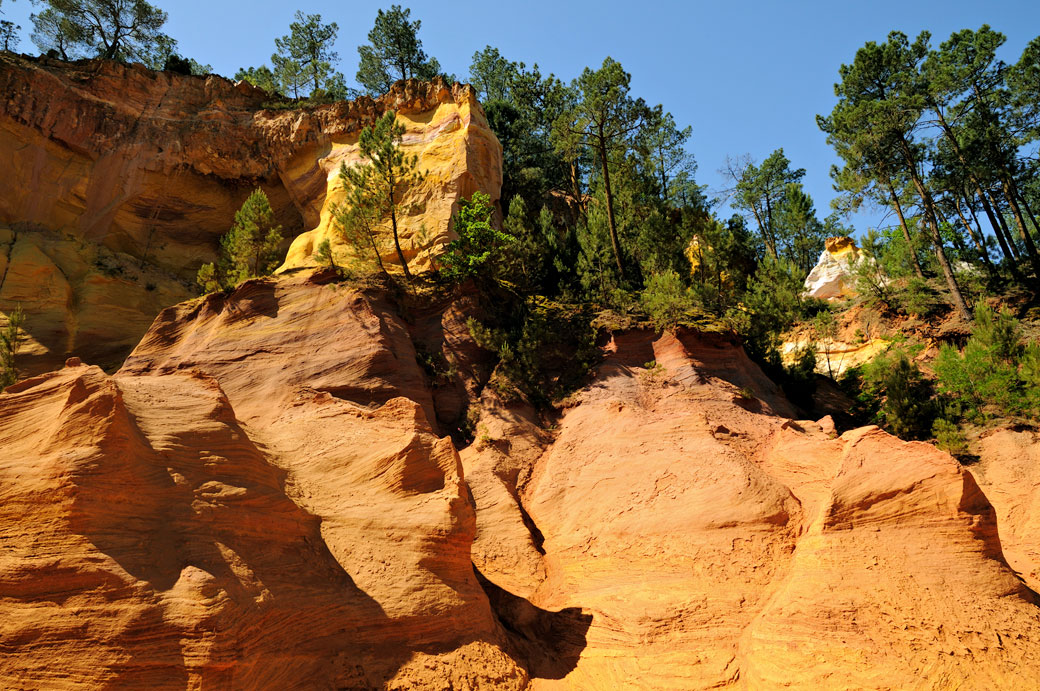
top-left (197, 188), bottom-right (284, 292)
top-left (467, 299), bottom-right (597, 407)
top-left (932, 418), bottom-right (969, 457)
top-left (440, 192), bottom-right (514, 283)
top-left (856, 347), bottom-right (935, 440)
top-left (641, 270), bottom-right (693, 331)
top-left (897, 277), bottom-right (939, 318)
top-left (933, 305), bottom-right (1034, 421)
top-left (740, 258), bottom-right (809, 362)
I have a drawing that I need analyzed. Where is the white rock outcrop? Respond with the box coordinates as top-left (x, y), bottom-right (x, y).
top-left (804, 236), bottom-right (864, 301)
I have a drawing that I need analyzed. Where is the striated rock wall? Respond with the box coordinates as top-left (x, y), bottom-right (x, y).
top-left (3, 270), bottom-right (1040, 688)
top-left (464, 327), bottom-right (1040, 688)
top-left (0, 54), bottom-right (501, 373)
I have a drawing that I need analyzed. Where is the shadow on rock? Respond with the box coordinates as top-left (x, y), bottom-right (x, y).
top-left (475, 567), bottom-right (592, 681)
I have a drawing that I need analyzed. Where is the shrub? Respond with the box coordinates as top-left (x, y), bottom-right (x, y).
top-left (467, 299), bottom-right (597, 407)
top-left (933, 305), bottom-right (1033, 421)
top-left (641, 270), bottom-right (693, 332)
top-left (858, 348), bottom-right (935, 440)
top-left (932, 418), bottom-right (970, 457)
top-left (740, 258), bottom-right (808, 362)
top-left (897, 277), bottom-right (938, 318)
top-left (440, 192), bottom-right (514, 283)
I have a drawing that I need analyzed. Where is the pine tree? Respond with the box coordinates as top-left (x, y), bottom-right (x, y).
top-left (196, 189), bottom-right (283, 292)
top-left (819, 31), bottom-right (973, 321)
top-left (1, 20), bottom-right (20, 51)
top-left (553, 57), bottom-right (651, 281)
top-left (333, 111), bottom-right (424, 279)
top-left (31, 0), bottom-right (170, 63)
top-left (273, 11), bottom-right (339, 95)
top-left (356, 5), bottom-right (441, 96)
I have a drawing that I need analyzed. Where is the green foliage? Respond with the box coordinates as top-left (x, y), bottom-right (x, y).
top-left (356, 4), bottom-right (441, 96)
top-left (274, 11), bottom-right (339, 96)
top-left (640, 270), bottom-right (692, 332)
top-left (313, 238), bottom-right (337, 271)
top-left (814, 308), bottom-right (839, 379)
top-left (853, 229), bottom-right (891, 305)
top-left (933, 305), bottom-right (1036, 421)
top-left (687, 214), bottom-right (755, 315)
top-left (467, 300), bottom-right (597, 407)
top-left (1, 19), bottom-right (20, 51)
top-left (469, 46), bottom-right (519, 103)
top-left (162, 53), bottom-right (211, 75)
top-left (502, 196), bottom-right (571, 295)
top-left (1, 306), bottom-right (25, 389)
top-left (196, 188), bottom-right (283, 292)
top-left (235, 65), bottom-right (279, 94)
top-left (724, 148), bottom-right (805, 261)
top-left (31, 0), bottom-right (171, 63)
top-left (897, 277), bottom-right (940, 318)
top-left (774, 182), bottom-right (826, 273)
top-left (553, 56), bottom-right (652, 282)
top-left (857, 348), bottom-right (936, 440)
top-left (331, 111), bottom-right (423, 280)
top-left (440, 192), bottom-right (513, 283)
top-left (932, 418), bottom-right (969, 457)
top-left (738, 258), bottom-right (811, 362)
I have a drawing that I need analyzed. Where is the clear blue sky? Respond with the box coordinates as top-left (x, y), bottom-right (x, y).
top-left (3, 0), bottom-right (1039, 234)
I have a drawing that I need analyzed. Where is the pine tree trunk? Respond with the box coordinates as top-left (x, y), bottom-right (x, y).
top-left (953, 201), bottom-right (997, 277)
top-left (1017, 188), bottom-right (1040, 242)
top-left (385, 168), bottom-right (412, 281)
top-left (977, 189), bottom-right (1019, 262)
top-left (886, 178), bottom-right (924, 279)
top-left (986, 188), bottom-right (1021, 259)
top-left (597, 131), bottom-right (626, 280)
top-left (763, 194), bottom-right (779, 262)
top-left (1003, 176), bottom-right (1040, 279)
top-left (898, 137), bottom-right (973, 321)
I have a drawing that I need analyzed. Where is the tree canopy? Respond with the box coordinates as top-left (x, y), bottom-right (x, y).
top-left (356, 4), bottom-right (441, 96)
top-left (30, 0), bottom-right (170, 63)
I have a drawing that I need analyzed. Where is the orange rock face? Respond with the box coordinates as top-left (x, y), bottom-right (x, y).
top-left (3, 273), bottom-right (1040, 688)
top-left (0, 54), bottom-right (501, 373)
top-left (0, 274), bottom-right (525, 689)
top-left (465, 329), bottom-right (1040, 688)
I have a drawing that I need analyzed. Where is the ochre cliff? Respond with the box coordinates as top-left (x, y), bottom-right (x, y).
top-left (464, 327), bottom-right (1040, 688)
top-left (3, 270), bottom-right (1040, 689)
top-left (0, 54), bottom-right (501, 373)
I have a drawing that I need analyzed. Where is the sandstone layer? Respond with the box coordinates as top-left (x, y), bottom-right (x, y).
top-left (3, 272), bottom-right (1040, 689)
top-left (0, 54), bottom-right (501, 373)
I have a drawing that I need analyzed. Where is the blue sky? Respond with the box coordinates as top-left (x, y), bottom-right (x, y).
top-left (3, 0), bottom-right (1038, 234)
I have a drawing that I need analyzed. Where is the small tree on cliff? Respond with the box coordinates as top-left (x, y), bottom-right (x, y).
top-left (439, 192), bottom-right (514, 283)
top-left (1, 306), bottom-right (25, 389)
top-left (196, 188), bottom-right (283, 293)
top-left (1, 20), bottom-right (20, 52)
top-left (274, 11), bottom-right (339, 96)
top-left (31, 0), bottom-right (172, 63)
top-left (333, 111), bottom-right (424, 280)
top-left (356, 5), bottom-right (441, 96)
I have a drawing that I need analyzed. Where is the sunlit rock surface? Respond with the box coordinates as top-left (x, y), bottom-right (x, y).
top-left (0, 54), bottom-right (501, 372)
top-left (804, 235), bottom-right (864, 301)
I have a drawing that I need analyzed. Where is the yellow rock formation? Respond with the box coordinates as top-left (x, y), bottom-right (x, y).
top-left (279, 95), bottom-right (502, 273)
